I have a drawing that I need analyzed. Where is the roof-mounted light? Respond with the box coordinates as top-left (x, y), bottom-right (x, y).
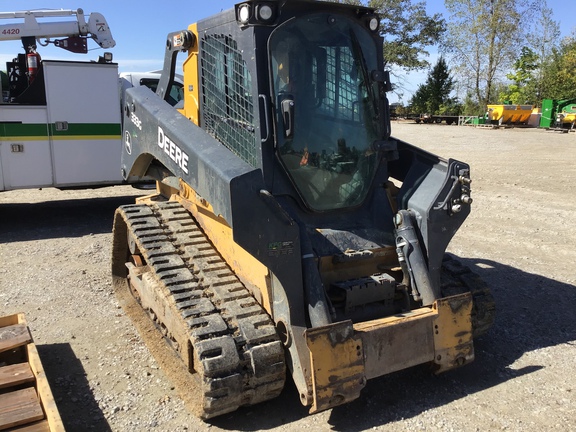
top-left (236, 2), bottom-right (277, 26)
top-left (367, 15), bottom-right (379, 32)
top-left (97, 51), bottom-right (113, 63)
top-left (256, 4), bottom-right (274, 22)
top-left (238, 3), bottom-right (251, 25)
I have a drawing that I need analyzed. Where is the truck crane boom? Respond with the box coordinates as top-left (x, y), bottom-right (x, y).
top-left (0, 8), bottom-right (115, 52)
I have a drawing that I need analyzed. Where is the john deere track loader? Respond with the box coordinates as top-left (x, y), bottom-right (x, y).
top-left (112, 0), bottom-right (494, 419)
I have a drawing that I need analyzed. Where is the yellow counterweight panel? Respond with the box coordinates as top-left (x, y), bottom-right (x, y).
top-left (355, 307), bottom-right (437, 379)
top-left (431, 293), bottom-right (475, 373)
top-left (305, 293), bottom-right (474, 413)
top-left (305, 321), bottom-right (365, 413)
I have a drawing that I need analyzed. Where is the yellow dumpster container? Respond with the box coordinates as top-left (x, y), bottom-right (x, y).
top-left (487, 104), bottom-right (533, 124)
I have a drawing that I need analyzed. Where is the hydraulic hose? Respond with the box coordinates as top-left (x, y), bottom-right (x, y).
top-left (394, 209), bottom-right (439, 306)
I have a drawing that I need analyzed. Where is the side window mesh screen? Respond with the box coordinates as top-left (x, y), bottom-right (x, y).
top-left (201, 34), bottom-right (257, 167)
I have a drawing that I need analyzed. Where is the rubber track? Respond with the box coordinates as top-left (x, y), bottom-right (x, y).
top-left (440, 254), bottom-right (496, 338)
top-left (116, 201), bottom-right (286, 419)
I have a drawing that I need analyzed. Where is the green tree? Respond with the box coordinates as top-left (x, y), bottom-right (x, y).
top-left (500, 47), bottom-right (539, 104)
top-left (540, 35), bottom-right (576, 100)
top-left (394, 103), bottom-right (410, 117)
top-left (408, 56), bottom-right (458, 114)
top-left (329, 0), bottom-right (446, 70)
top-left (499, 3), bottom-right (561, 106)
top-left (426, 56), bottom-right (457, 113)
top-left (443, 0), bottom-right (540, 109)
top-left (526, 3), bottom-right (561, 104)
top-left (462, 92), bottom-right (482, 116)
top-left (409, 83), bottom-right (430, 114)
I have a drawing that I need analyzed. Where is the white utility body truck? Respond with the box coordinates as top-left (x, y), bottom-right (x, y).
top-left (0, 8), bottom-right (130, 191)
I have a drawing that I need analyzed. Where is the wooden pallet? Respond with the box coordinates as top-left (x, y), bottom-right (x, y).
top-left (0, 314), bottom-right (64, 432)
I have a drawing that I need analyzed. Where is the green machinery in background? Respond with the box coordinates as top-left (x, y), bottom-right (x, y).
top-left (540, 98), bottom-right (576, 130)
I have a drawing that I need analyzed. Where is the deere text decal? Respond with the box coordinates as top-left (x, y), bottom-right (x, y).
top-left (158, 126), bottom-right (189, 174)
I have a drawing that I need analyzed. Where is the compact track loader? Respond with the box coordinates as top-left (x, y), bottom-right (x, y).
top-left (112, 0), bottom-right (495, 419)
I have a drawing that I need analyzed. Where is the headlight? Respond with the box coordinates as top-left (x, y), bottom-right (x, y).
top-left (237, 2), bottom-right (276, 26)
top-left (238, 3), bottom-right (251, 24)
top-left (367, 15), bottom-right (379, 32)
top-left (257, 4), bottom-right (274, 22)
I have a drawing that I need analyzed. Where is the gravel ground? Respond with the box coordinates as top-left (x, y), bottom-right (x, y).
top-left (1, 122), bottom-right (575, 431)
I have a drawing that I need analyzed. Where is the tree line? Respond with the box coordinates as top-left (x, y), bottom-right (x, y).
top-left (329, 0), bottom-right (575, 116)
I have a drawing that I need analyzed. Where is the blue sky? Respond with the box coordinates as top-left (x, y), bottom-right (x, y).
top-left (1, 0), bottom-right (574, 103)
